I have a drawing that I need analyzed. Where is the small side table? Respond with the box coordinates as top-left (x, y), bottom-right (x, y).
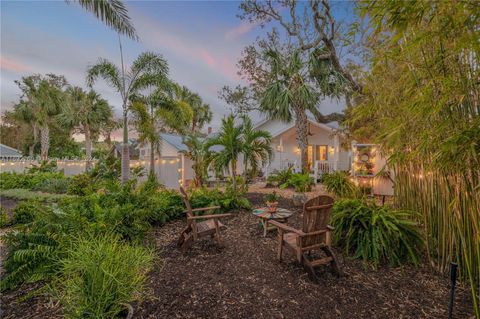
top-left (252, 208), bottom-right (294, 237)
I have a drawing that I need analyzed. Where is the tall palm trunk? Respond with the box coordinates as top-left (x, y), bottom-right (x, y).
top-left (149, 142), bottom-right (155, 178)
top-left (84, 124), bottom-right (92, 171)
top-left (40, 125), bottom-right (49, 161)
top-left (294, 107), bottom-right (309, 173)
top-left (231, 160), bottom-right (237, 192)
top-left (243, 158), bottom-right (249, 182)
top-left (29, 124), bottom-right (39, 157)
top-left (121, 109), bottom-right (130, 184)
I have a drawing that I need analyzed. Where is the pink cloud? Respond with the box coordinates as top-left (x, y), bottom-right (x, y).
top-left (225, 21), bottom-right (258, 40)
top-left (0, 57), bottom-right (30, 73)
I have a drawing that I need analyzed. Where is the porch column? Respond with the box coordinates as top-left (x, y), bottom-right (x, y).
top-left (333, 134), bottom-right (340, 171)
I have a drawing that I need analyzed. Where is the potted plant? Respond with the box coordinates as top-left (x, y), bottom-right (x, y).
top-left (264, 191), bottom-right (279, 213)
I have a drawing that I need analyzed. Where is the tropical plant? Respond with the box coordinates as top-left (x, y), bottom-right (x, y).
top-left (59, 87), bottom-right (113, 170)
top-left (179, 134), bottom-right (212, 187)
top-left (280, 173), bottom-right (314, 193)
top-left (206, 115), bottom-right (244, 192)
top-left (14, 74), bottom-right (68, 160)
top-left (130, 82), bottom-right (192, 178)
top-left (8, 101), bottom-right (39, 157)
top-left (264, 191), bottom-right (279, 203)
top-left (266, 167), bottom-right (294, 187)
top-left (349, 2), bottom-right (480, 314)
top-left (0, 208), bottom-right (9, 228)
top-left (11, 200), bottom-right (44, 225)
top-left (71, 0), bottom-right (137, 39)
top-left (321, 171), bottom-right (358, 198)
top-left (240, 116), bottom-right (272, 182)
top-left (87, 52), bottom-right (169, 184)
top-left (331, 199), bottom-right (423, 267)
top-left (56, 233), bottom-right (153, 319)
top-left (172, 84), bottom-right (212, 133)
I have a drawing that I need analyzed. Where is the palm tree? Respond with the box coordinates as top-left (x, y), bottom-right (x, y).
top-left (10, 101), bottom-right (39, 157)
top-left (15, 74), bottom-right (68, 160)
top-left (179, 134), bottom-right (212, 187)
top-left (206, 115), bottom-right (244, 192)
top-left (241, 116), bottom-right (272, 182)
top-left (59, 87), bottom-right (113, 170)
top-left (69, 0), bottom-right (137, 39)
top-left (172, 84), bottom-right (212, 133)
top-left (86, 52), bottom-right (169, 183)
top-left (260, 50), bottom-right (318, 172)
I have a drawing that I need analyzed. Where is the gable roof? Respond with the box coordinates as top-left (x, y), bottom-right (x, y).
top-left (0, 143), bottom-right (22, 158)
top-left (160, 133), bottom-right (188, 151)
top-left (254, 117), bottom-right (340, 139)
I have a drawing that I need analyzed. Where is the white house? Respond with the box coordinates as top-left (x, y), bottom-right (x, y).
top-left (255, 118), bottom-right (351, 180)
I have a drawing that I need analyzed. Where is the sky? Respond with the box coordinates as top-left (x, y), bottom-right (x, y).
top-left (1, 0), bottom-right (353, 134)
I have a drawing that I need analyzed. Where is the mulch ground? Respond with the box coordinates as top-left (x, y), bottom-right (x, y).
top-left (0, 192), bottom-right (474, 318)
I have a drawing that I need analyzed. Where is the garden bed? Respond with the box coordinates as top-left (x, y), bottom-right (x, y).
top-left (0, 192), bottom-right (474, 318)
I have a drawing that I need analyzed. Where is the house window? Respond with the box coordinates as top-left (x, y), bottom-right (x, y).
top-left (315, 145), bottom-right (328, 161)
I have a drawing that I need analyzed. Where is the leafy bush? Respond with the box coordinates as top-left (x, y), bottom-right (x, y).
top-left (321, 171), bottom-right (358, 198)
top-left (189, 187), bottom-right (251, 212)
top-left (56, 233), bottom-right (153, 319)
top-left (67, 174), bottom-right (94, 196)
top-left (0, 207), bottom-right (9, 227)
top-left (26, 160), bottom-right (59, 174)
top-left (266, 167), bottom-right (294, 186)
top-left (32, 177), bottom-right (71, 194)
top-left (0, 171), bottom-right (66, 191)
top-left (0, 189), bottom-right (74, 202)
top-left (12, 200), bottom-right (45, 225)
top-left (280, 173), bottom-right (314, 192)
top-left (331, 199), bottom-right (423, 267)
top-left (1, 205), bottom-right (73, 291)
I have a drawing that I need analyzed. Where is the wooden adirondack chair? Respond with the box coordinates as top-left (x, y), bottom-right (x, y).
top-left (177, 187), bottom-right (232, 252)
top-left (269, 195), bottom-right (342, 280)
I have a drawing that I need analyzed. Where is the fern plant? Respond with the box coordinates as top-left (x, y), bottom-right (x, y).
top-left (320, 171), bottom-right (358, 198)
top-left (331, 199), bottom-right (423, 267)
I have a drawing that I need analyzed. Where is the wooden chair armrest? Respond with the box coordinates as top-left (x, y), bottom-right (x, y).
top-left (268, 220), bottom-right (304, 236)
top-left (326, 225), bottom-right (334, 231)
top-left (187, 213), bottom-right (232, 220)
top-left (304, 229), bottom-right (328, 236)
top-left (184, 206), bottom-right (221, 213)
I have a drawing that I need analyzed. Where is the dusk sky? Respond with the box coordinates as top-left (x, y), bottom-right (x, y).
top-left (1, 1), bottom-right (352, 131)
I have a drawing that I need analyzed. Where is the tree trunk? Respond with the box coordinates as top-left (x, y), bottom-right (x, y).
top-left (121, 109), bottom-right (130, 184)
top-left (243, 159), bottom-right (249, 183)
top-left (85, 124), bottom-right (92, 171)
top-left (105, 132), bottom-right (112, 148)
top-left (294, 108), bottom-right (309, 173)
top-left (40, 125), bottom-right (49, 161)
top-left (29, 123), bottom-right (38, 158)
top-left (149, 142), bottom-right (156, 178)
top-left (231, 160), bottom-right (237, 192)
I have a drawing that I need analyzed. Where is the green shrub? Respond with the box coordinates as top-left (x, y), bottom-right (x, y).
top-left (331, 199), bottom-right (423, 267)
top-left (321, 171), bottom-right (358, 198)
top-left (0, 207), bottom-right (9, 227)
top-left (33, 177), bottom-right (71, 194)
top-left (147, 190), bottom-right (184, 224)
top-left (266, 167), bottom-right (294, 186)
top-left (26, 160), bottom-right (59, 174)
top-left (0, 171), bottom-right (66, 190)
top-left (67, 174), bottom-right (94, 196)
top-left (12, 200), bottom-right (44, 225)
top-left (280, 173), bottom-right (314, 192)
top-left (189, 187), bottom-right (251, 212)
top-left (0, 189), bottom-right (74, 202)
top-left (57, 233), bottom-right (153, 319)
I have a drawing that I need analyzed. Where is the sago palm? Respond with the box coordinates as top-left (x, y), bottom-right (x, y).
top-left (59, 87), bottom-right (113, 170)
top-left (206, 115), bottom-right (244, 192)
top-left (241, 116), bottom-right (272, 181)
top-left (86, 52), bottom-right (169, 183)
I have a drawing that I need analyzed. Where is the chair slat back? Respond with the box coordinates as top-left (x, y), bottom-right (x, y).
top-left (301, 195), bottom-right (334, 247)
top-left (179, 187), bottom-right (195, 224)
